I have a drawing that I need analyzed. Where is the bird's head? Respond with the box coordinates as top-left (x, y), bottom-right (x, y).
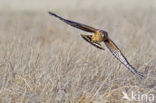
top-left (100, 30), bottom-right (108, 39)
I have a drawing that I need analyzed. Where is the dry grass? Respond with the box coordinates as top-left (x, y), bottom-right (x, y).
top-left (0, 5), bottom-right (156, 103)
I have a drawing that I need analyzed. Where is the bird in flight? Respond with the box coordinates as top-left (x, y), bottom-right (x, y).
top-left (48, 11), bottom-right (144, 77)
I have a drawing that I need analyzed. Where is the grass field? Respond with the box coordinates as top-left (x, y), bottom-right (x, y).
top-left (0, 0), bottom-right (156, 103)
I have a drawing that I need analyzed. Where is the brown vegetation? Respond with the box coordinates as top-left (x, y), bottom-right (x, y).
top-left (0, 2), bottom-right (156, 103)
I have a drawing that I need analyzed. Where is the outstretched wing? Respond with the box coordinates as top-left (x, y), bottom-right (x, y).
top-left (80, 34), bottom-right (105, 50)
top-left (48, 11), bottom-right (97, 33)
top-left (104, 38), bottom-right (144, 77)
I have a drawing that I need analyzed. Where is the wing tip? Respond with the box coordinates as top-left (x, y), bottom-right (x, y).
top-left (127, 65), bottom-right (145, 78)
top-left (136, 71), bottom-right (145, 78)
top-left (48, 11), bottom-right (58, 17)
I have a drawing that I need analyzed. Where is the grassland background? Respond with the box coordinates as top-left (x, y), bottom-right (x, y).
top-left (0, 0), bottom-right (156, 103)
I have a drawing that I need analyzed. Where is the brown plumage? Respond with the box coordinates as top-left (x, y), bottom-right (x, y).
top-left (48, 11), bottom-right (144, 77)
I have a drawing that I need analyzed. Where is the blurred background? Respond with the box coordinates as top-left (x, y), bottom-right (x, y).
top-left (0, 0), bottom-right (156, 103)
top-left (1, 0), bottom-right (156, 12)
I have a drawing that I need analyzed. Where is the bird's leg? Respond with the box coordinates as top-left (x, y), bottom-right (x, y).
top-left (80, 34), bottom-right (105, 50)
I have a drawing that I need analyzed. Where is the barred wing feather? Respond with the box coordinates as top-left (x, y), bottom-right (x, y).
top-left (104, 38), bottom-right (144, 77)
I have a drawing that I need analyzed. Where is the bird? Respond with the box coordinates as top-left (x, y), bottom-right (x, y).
top-left (48, 11), bottom-right (144, 77)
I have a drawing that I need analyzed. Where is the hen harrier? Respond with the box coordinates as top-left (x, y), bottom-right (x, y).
top-left (48, 11), bottom-right (144, 77)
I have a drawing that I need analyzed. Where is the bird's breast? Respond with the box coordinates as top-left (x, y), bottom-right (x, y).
top-left (91, 33), bottom-right (104, 42)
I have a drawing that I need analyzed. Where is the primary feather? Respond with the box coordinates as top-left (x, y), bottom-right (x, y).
top-left (48, 11), bottom-right (97, 33)
top-left (104, 38), bottom-right (144, 77)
